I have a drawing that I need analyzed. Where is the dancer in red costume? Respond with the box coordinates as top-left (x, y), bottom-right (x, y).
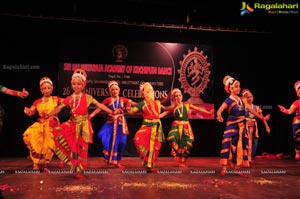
top-left (49, 69), bottom-right (118, 179)
top-left (127, 82), bottom-right (171, 173)
top-left (278, 80), bottom-right (300, 162)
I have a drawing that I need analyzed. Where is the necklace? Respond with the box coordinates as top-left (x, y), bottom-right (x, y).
top-left (112, 98), bottom-right (120, 110)
top-left (177, 104), bottom-right (184, 118)
top-left (231, 95), bottom-right (243, 111)
top-left (145, 102), bottom-right (152, 114)
top-left (144, 101), bottom-right (158, 116)
top-left (42, 97), bottom-right (50, 114)
top-left (72, 93), bottom-right (82, 113)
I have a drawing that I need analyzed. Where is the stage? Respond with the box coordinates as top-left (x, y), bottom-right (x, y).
top-left (0, 157), bottom-right (299, 199)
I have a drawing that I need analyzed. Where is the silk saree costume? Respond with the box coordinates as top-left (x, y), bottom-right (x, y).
top-left (132, 100), bottom-right (164, 169)
top-left (23, 96), bottom-right (61, 169)
top-left (53, 93), bottom-right (98, 173)
top-left (166, 102), bottom-right (194, 163)
top-left (220, 97), bottom-right (249, 168)
top-left (97, 97), bottom-right (130, 165)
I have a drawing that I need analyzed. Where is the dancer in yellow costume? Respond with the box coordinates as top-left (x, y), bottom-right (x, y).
top-left (23, 77), bottom-right (62, 171)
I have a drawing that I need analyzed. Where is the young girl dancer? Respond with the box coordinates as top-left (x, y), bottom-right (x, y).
top-left (278, 80), bottom-right (300, 161)
top-left (216, 75), bottom-right (269, 175)
top-left (163, 88), bottom-right (213, 168)
top-left (90, 80), bottom-right (137, 169)
top-left (242, 88), bottom-right (270, 165)
top-left (23, 77), bottom-right (62, 171)
top-left (49, 69), bottom-right (117, 179)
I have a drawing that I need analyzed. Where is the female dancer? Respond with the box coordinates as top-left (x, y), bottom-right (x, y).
top-left (90, 80), bottom-right (137, 169)
top-left (278, 80), bottom-right (300, 161)
top-left (163, 88), bottom-right (213, 168)
top-left (23, 77), bottom-right (62, 171)
top-left (48, 69), bottom-right (117, 179)
top-left (216, 75), bottom-right (269, 175)
top-left (127, 82), bottom-right (168, 173)
top-left (242, 88), bottom-right (270, 165)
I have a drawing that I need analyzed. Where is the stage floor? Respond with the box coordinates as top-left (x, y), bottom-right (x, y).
top-left (0, 156), bottom-right (299, 199)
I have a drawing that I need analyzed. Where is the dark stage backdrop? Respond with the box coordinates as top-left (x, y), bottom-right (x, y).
top-left (0, 21), bottom-right (298, 158)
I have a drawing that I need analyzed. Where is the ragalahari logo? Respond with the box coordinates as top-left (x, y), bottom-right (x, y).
top-left (240, 2), bottom-right (254, 16)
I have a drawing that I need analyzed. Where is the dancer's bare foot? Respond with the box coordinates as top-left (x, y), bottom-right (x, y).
top-left (58, 161), bottom-right (64, 168)
top-left (117, 163), bottom-right (125, 169)
top-left (220, 167), bottom-right (226, 176)
top-left (146, 167), bottom-right (157, 173)
top-left (178, 163), bottom-right (188, 168)
top-left (75, 173), bottom-right (86, 180)
top-left (295, 153), bottom-right (300, 161)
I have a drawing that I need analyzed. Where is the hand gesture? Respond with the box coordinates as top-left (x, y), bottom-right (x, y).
top-left (264, 114), bottom-right (271, 121)
top-left (278, 105), bottom-right (287, 114)
top-left (20, 88), bottom-right (29, 98)
top-left (216, 114), bottom-right (223, 122)
top-left (24, 107), bottom-right (32, 116)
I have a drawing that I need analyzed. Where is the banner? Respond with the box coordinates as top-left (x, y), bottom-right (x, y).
top-left (58, 41), bottom-right (214, 119)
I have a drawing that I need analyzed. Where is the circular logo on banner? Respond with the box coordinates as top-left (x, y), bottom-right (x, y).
top-left (178, 47), bottom-right (211, 104)
top-left (112, 44), bottom-right (128, 63)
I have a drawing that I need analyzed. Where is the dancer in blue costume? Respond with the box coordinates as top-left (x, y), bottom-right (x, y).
top-left (216, 75), bottom-right (269, 175)
top-left (242, 88), bottom-right (270, 165)
top-left (90, 80), bottom-right (137, 169)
